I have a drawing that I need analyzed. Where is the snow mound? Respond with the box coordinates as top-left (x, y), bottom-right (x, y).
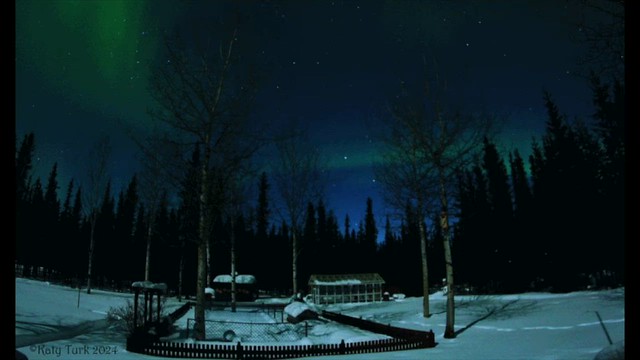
top-left (285, 302), bottom-right (313, 318)
top-left (285, 301), bottom-right (318, 323)
top-left (594, 340), bottom-right (624, 360)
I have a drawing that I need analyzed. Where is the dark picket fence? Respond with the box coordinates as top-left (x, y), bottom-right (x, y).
top-left (127, 302), bottom-right (437, 358)
top-left (132, 337), bottom-right (430, 359)
top-left (321, 310), bottom-right (436, 344)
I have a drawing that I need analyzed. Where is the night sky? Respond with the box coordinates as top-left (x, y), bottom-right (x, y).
top-left (16, 1), bottom-right (599, 231)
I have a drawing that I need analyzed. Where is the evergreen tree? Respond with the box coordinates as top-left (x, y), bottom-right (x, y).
top-left (508, 150), bottom-right (535, 286)
top-left (133, 204), bottom-right (148, 281)
top-left (343, 214), bottom-right (351, 244)
top-left (114, 176), bottom-right (138, 284)
top-left (95, 181), bottom-right (116, 286)
top-left (316, 199), bottom-right (327, 247)
top-left (16, 132), bottom-right (35, 202)
top-left (150, 191), bottom-right (170, 282)
top-left (38, 163), bottom-right (61, 276)
top-left (398, 203), bottom-right (422, 296)
top-left (44, 163), bottom-right (61, 219)
top-left (256, 172), bottom-right (270, 239)
top-left (30, 179), bottom-right (46, 276)
top-left (509, 150), bottom-right (532, 220)
top-left (590, 76), bottom-right (624, 281)
top-left (69, 186), bottom-right (84, 278)
top-left (429, 213), bottom-right (445, 289)
top-left (57, 179), bottom-right (76, 278)
top-left (16, 133), bottom-right (36, 274)
top-left (363, 197), bottom-right (378, 271)
top-left (481, 139), bottom-right (515, 291)
top-left (61, 180), bottom-right (75, 222)
top-left (300, 202), bottom-right (316, 289)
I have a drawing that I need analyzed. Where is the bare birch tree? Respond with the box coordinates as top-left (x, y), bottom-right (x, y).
top-left (379, 60), bottom-right (494, 337)
top-left (137, 141), bottom-right (169, 282)
top-left (376, 102), bottom-right (437, 319)
top-left (273, 125), bottom-right (323, 295)
top-left (147, 25), bottom-right (262, 340)
top-left (83, 136), bottom-right (111, 295)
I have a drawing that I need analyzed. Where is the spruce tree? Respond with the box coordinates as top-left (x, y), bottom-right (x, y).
top-left (363, 197), bottom-right (378, 271)
top-left (16, 132), bottom-right (35, 202)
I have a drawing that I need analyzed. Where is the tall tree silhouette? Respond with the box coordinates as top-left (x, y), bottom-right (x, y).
top-left (16, 132), bottom-right (36, 274)
top-left (482, 139), bottom-right (515, 290)
top-left (83, 136), bottom-right (111, 294)
top-left (147, 20), bottom-right (263, 338)
top-left (273, 125), bottom-right (323, 295)
top-left (114, 176), bottom-right (139, 283)
top-left (363, 197), bottom-right (378, 271)
top-left (16, 132), bottom-right (35, 203)
top-left (43, 163), bottom-right (61, 274)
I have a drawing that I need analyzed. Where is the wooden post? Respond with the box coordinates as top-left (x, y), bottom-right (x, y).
top-left (143, 291), bottom-right (148, 327)
top-left (237, 341), bottom-right (243, 360)
top-left (594, 311), bottom-right (613, 345)
top-left (157, 292), bottom-right (161, 322)
top-left (133, 290), bottom-right (139, 329)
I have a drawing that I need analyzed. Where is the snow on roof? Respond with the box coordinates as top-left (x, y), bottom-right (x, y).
top-left (212, 274), bottom-right (256, 284)
top-left (308, 273), bottom-right (385, 286)
top-left (284, 301), bottom-right (315, 318)
top-left (131, 281), bottom-right (168, 292)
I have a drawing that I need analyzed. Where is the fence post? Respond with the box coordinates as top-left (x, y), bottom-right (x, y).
top-left (236, 341), bottom-right (243, 360)
top-left (339, 339), bottom-right (345, 355)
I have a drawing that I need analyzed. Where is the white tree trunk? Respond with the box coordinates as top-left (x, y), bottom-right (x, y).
top-left (439, 175), bottom-right (456, 338)
top-left (178, 244), bottom-right (184, 302)
top-left (230, 218), bottom-right (237, 312)
top-left (194, 148), bottom-right (211, 341)
top-left (195, 240), bottom-right (207, 340)
top-left (86, 217), bottom-right (96, 295)
top-left (418, 217), bottom-right (430, 318)
top-left (206, 239), bottom-right (211, 286)
top-left (144, 224), bottom-right (152, 282)
top-left (292, 230), bottom-right (298, 295)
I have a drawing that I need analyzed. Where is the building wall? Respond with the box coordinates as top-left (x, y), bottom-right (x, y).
top-left (310, 283), bottom-right (383, 304)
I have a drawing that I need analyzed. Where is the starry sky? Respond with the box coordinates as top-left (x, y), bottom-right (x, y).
top-left (16, 0), bottom-right (603, 232)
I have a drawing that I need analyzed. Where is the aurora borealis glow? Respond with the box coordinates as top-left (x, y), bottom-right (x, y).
top-left (16, 0), bottom-right (600, 225)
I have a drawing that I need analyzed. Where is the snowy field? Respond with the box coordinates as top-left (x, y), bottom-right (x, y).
top-left (15, 277), bottom-right (625, 359)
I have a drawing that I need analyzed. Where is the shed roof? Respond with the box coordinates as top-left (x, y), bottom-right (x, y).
top-left (308, 273), bottom-right (385, 286)
top-left (131, 281), bottom-right (168, 292)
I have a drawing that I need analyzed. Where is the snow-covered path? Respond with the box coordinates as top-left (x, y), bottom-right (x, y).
top-left (16, 318), bottom-right (110, 348)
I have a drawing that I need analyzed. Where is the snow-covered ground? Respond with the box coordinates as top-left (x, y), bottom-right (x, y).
top-left (15, 277), bottom-right (625, 359)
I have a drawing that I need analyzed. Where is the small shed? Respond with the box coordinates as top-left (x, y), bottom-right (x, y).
top-left (212, 274), bottom-right (257, 301)
top-left (308, 273), bottom-right (385, 305)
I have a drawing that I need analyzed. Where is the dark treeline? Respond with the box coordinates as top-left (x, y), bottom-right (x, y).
top-left (15, 137), bottom-right (387, 296)
top-left (15, 77), bottom-right (624, 297)
top-left (453, 81), bottom-right (624, 293)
